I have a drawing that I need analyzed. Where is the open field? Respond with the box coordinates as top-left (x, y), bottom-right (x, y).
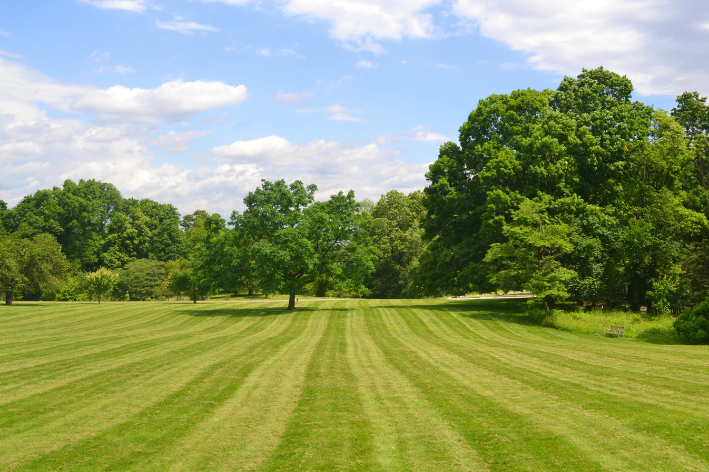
top-left (1, 299), bottom-right (708, 471)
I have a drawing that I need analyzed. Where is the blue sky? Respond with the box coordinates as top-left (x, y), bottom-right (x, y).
top-left (0, 0), bottom-right (705, 214)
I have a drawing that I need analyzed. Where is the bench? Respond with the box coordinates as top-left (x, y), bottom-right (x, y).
top-left (605, 325), bottom-right (625, 337)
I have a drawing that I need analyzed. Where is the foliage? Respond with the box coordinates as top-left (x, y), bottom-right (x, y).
top-left (484, 198), bottom-right (577, 310)
top-left (0, 233), bottom-right (68, 304)
top-left (674, 300), bottom-right (709, 344)
top-left (419, 67), bottom-right (709, 317)
top-left (55, 276), bottom-right (89, 302)
top-left (85, 267), bottom-right (118, 303)
top-left (168, 259), bottom-right (202, 303)
top-left (366, 190), bottom-right (425, 298)
top-left (113, 259), bottom-right (166, 301)
top-left (228, 179), bottom-right (378, 309)
top-left (4, 179), bottom-right (185, 272)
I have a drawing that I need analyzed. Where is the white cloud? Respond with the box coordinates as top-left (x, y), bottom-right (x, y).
top-left (356, 60), bottom-right (377, 68)
top-left (298, 104), bottom-right (363, 121)
top-left (150, 129), bottom-right (212, 153)
top-left (0, 28), bottom-right (11, 36)
top-left (0, 50), bottom-right (426, 214)
top-left (78, 0), bottom-right (146, 12)
top-left (209, 135), bottom-right (429, 200)
top-left (453, 0), bottom-right (709, 96)
top-left (114, 65), bottom-right (135, 74)
top-left (155, 20), bottom-right (218, 35)
top-left (401, 124), bottom-right (452, 142)
top-left (259, 48), bottom-right (270, 56)
top-left (0, 49), bottom-right (22, 59)
top-left (86, 51), bottom-right (110, 62)
top-left (274, 90), bottom-right (315, 105)
top-left (282, 0), bottom-right (442, 54)
top-left (72, 79), bottom-right (248, 122)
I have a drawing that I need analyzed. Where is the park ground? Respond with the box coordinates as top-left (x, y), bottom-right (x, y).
top-left (0, 299), bottom-right (708, 471)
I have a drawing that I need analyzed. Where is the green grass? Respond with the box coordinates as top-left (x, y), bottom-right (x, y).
top-left (1, 299), bottom-right (708, 471)
top-left (537, 308), bottom-right (681, 343)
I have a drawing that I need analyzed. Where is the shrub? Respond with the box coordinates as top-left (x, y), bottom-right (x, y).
top-left (674, 301), bottom-right (709, 344)
top-left (55, 277), bottom-right (88, 301)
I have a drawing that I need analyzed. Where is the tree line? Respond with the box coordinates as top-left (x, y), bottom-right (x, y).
top-left (1, 67), bottom-right (708, 342)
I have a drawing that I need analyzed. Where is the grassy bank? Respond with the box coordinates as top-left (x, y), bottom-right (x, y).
top-left (536, 308), bottom-right (682, 343)
top-left (1, 299), bottom-right (707, 471)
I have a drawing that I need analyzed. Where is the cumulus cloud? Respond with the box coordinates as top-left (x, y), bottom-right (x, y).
top-left (209, 135), bottom-right (429, 200)
top-left (78, 0), bottom-right (146, 12)
top-left (273, 90), bottom-right (315, 105)
top-left (356, 60), bottom-right (377, 68)
top-left (71, 79), bottom-right (248, 122)
top-left (282, 0), bottom-right (442, 53)
top-left (155, 20), bottom-right (218, 35)
top-left (453, 0), bottom-right (709, 96)
top-left (0, 52), bottom-right (426, 213)
top-left (150, 129), bottom-right (213, 153)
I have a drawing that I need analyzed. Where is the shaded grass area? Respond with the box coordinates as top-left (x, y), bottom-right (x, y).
top-left (1, 299), bottom-right (708, 471)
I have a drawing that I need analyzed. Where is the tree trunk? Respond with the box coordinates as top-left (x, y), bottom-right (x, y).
top-left (248, 287), bottom-right (253, 296)
top-left (287, 292), bottom-right (296, 310)
top-left (543, 295), bottom-right (550, 311)
top-left (5, 291), bottom-right (12, 305)
top-left (98, 292), bottom-right (101, 304)
top-left (193, 287), bottom-right (197, 304)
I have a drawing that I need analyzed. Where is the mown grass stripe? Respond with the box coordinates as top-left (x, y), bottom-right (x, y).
top-left (159, 308), bottom-right (328, 471)
top-left (387, 305), bottom-right (706, 471)
top-left (0, 310), bottom-right (292, 469)
top-left (14, 309), bottom-right (304, 471)
top-left (261, 302), bottom-right (376, 472)
top-left (345, 304), bottom-right (488, 471)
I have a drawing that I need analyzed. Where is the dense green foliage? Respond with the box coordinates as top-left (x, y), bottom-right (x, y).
top-left (674, 301), bottom-right (709, 344)
top-left (0, 233), bottom-right (67, 304)
top-left (365, 190), bottom-right (425, 298)
top-left (198, 180), bottom-right (378, 309)
top-left (113, 259), bottom-right (167, 301)
top-left (1, 299), bottom-right (707, 470)
top-left (420, 67), bottom-right (709, 316)
top-left (1, 179), bottom-right (184, 272)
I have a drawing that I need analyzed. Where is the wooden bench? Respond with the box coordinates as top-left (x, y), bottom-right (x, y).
top-left (605, 325), bottom-right (625, 337)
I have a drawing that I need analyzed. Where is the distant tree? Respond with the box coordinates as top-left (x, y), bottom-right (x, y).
top-left (0, 233), bottom-right (68, 305)
top-left (8, 179), bottom-right (122, 271)
top-left (231, 180), bottom-right (377, 310)
top-left (366, 190), bottom-right (425, 298)
top-left (168, 259), bottom-right (202, 303)
top-left (113, 259), bottom-right (166, 301)
top-left (85, 267), bottom-right (118, 304)
top-left (484, 198), bottom-right (577, 310)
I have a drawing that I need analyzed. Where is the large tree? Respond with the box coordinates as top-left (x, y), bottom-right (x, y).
top-left (0, 233), bottom-right (68, 305)
top-left (230, 180), bottom-right (377, 310)
top-left (366, 190), bottom-right (425, 298)
top-left (420, 67), bottom-right (654, 297)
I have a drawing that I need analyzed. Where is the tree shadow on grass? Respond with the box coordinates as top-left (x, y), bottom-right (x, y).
top-left (179, 304), bottom-right (355, 318)
top-left (372, 299), bottom-right (535, 327)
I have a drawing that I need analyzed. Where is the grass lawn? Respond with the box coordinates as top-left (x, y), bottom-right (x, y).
top-left (1, 299), bottom-right (708, 471)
